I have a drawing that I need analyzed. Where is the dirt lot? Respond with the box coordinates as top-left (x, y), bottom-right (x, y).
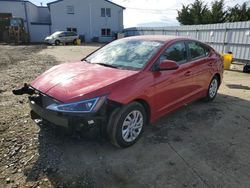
top-left (0, 44), bottom-right (250, 188)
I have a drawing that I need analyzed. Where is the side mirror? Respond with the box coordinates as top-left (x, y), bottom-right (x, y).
top-left (158, 60), bottom-right (179, 71)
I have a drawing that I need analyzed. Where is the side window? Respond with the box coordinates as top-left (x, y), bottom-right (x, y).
top-left (187, 42), bottom-right (210, 60)
top-left (160, 42), bottom-right (187, 65)
top-left (59, 32), bottom-right (65, 37)
top-left (68, 32), bottom-right (76, 36)
top-left (65, 32), bottom-right (70, 36)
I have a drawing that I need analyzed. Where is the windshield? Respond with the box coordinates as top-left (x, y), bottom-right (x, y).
top-left (51, 32), bottom-right (62, 37)
top-left (85, 39), bottom-right (164, 70)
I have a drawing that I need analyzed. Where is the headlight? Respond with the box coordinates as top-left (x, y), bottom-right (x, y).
top-left (46, 96), bottom-right (107, 113)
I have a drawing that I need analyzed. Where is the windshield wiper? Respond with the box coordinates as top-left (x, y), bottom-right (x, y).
top-left (95, 63), bottom-right (119, 69)
top-left (82, 58), bottom-right (90, 63)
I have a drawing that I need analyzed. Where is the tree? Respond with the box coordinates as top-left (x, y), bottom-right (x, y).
top-left (177, 5), bottom-right (193, 25)
top-left (177, 0), bottom-right (212, 25)
top-left (226, 2), bottom-right (250, 22)
top-left (210, 0), bottom-right (226, 23)
top-left (177, 0), bottom-right (250, 25)
top-left (189, 0), bottom-right (211, 24)
top-left (177, 0), bottom-right (211, 25)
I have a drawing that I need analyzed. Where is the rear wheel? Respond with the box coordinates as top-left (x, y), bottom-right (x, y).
top-left (205, 76), bottom-right (219, 101)
top-left (108, 102), bottom-right (146, 148)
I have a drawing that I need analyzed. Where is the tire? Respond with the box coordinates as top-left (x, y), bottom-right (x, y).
top-left (205, 76), bottom-right (219, 101)
top-left (243, 64), bottom-right (250, 73)
top-left (107, 102), bottom-right (146, 148)
top-left (55, 40), bottom-right (60, 45)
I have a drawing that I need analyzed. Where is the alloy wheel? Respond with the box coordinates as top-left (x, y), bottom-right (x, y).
top-left (121, 110), bottom-right (143, 142)
top-left (209, 78), bottom-right (218, 98)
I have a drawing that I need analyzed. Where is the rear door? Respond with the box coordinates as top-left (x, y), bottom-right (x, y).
top-left (66, 32), bottom-right (77, 43)
top-left (152, 41), bottom-right (197, 116)
top-left (64, 32), bottom-right (71, 43)
top-left (186, 41), bottom-right (213, 94)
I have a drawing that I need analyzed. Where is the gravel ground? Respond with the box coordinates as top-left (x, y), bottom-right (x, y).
top-left (0, 44), bottom-right (250, 188)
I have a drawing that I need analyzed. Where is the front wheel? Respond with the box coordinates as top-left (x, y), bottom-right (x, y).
top-left (55, 40), bottom-right (60, 45)
top-left (108, 102), bottom-right (146, 148)
top-left (205, 76), bottom-right (219, 101)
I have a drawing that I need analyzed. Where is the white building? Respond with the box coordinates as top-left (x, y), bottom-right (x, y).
top-left (0, 0), bottom-right (125, 42)
top-left (48, 0), bottom-right (125, 42)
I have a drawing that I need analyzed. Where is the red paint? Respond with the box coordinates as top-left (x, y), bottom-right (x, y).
top-left (31, 36), bottom-right (223, 123)
top-left (31, 61), bottom-right (139, 102)
top-left (159, 60), bottom-right (179, 70)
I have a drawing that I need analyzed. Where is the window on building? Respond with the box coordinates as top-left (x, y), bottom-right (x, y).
top-left (67, 5), bottom-right (74, 14)
top-left (101, 28), bottom-right (111, 36)
top-left (107, 28), bottom-right (111, 36)
top-left (101, 8), bottom-right (111, 17)
top-left (106, 8), bottom-right (111, 17)
top-left (67, 28), bottom-right (77, 33)
top-left (101, 8), bottom-right (106, 17)
top-left (101, 29), bottom-right (106, 36)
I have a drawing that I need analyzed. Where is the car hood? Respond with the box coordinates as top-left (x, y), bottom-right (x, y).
top-left (45, 36), bottom-right (52, 40)
top-left (31, 61), bottom-right (139, 103)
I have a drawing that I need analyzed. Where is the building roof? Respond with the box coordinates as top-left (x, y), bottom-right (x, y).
top-left (47, 0), bottom-right (125, 9)
top-left (0, 0), bottom-right (47, 8)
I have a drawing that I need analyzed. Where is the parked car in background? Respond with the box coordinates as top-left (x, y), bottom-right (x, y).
top-left (44, 31), bottom-right (79, 45)
top-left (13, 36), bottom-right (224, 148)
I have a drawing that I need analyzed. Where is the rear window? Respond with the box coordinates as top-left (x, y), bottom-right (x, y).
top-left (187, 42), bottom-right (210, 60)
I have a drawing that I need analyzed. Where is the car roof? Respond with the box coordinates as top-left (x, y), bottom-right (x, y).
top-left (52, 31), bottom-right (63, 34)
top-left (124, 35), bottom-right (193, 44)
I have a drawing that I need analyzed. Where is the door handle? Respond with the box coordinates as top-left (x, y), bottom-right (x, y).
top-left (184, 71), bottom-right (191, 76)
top-left (208, 62), bottom-right (213, 66)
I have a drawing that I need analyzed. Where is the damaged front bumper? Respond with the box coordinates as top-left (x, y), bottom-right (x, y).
top-left (29, 96), bottom-right (106, 128)
top-left (13, 84), bottom-right (109, 129)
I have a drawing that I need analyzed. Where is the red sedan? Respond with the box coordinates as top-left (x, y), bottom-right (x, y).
top-left (13, 36), bottom-right (223, 148)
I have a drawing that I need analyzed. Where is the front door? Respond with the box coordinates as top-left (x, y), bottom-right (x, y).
top-left (152, 41), bottom-right (197, 118)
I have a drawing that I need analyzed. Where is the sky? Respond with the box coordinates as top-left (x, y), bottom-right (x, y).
top-left (31, 0), bottom-right (249, 28)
